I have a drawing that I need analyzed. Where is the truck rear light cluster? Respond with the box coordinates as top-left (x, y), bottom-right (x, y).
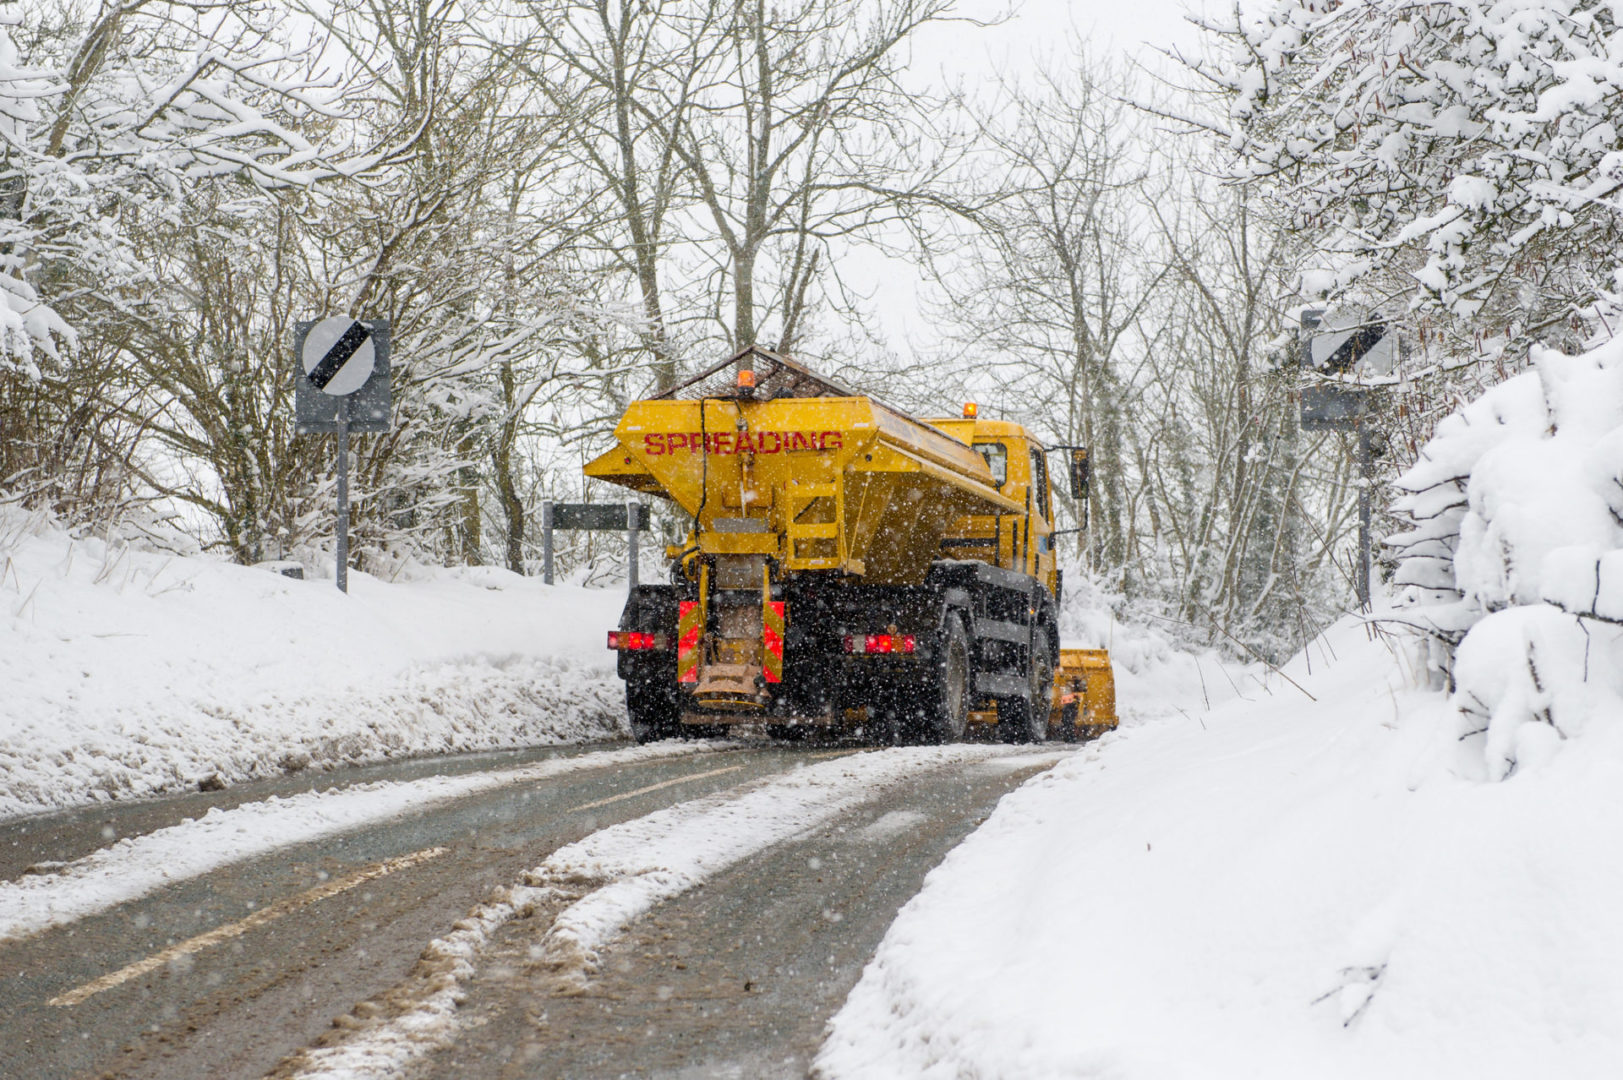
top-left (608, 631), bottom-right (669, 651)
top-left (843, 633), bottom-right (916, 655)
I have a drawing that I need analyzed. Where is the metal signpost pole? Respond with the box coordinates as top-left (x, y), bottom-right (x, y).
top-left (297, 317), bottom-right (388, 594)
top-left (1301, 309), bottom-right (1390, 614)
top-left (541, 500), bottom-right (554, 585)
top-left (336, 404), bottom-right (350, 594)
top-left (626, 499), bottom-right (639, 593)
top-left (1356, 428), bottom-right (1373, 611)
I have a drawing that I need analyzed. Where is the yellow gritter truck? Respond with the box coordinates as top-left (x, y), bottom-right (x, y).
top-left (584, 347), bottom-right (1115, 744)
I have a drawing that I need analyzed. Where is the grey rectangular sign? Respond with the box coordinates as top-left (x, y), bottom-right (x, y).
top-left (1301, 385), bottom-right (1369, 430)
top-left (552, 503), bottom-right (651, 531)
top-left (295, 320), bottom-right (392, 434)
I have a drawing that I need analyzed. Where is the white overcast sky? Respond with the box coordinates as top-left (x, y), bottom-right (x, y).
top-left (917, 0), bottom-right (1215, 84)
top-left (845, 0), bottom-right (1218, 365)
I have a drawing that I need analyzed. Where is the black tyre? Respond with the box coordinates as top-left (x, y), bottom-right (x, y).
top-left (997, 637), bottom-right (1053, 744)
top-left (922, 616), bottom-right (971, 744)
top-left (626, 679), bottom-right (681, 744)
top-left (765, 723), bottom-right (811, 742)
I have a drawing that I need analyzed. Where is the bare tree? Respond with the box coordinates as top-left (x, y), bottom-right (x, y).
top-left (930, 65), bottom-right (1163, 570)
top-left (504, 0), bottom-right (723, 390)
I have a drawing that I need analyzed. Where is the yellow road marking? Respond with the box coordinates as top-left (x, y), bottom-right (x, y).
top-left (49, 846), bottom-right (448, 1008)
top-left (807, 749), bottom-right (864, 761)
top-left (566, 764), bottom-right (745, 813)
top-left (52, 758), bottom-right (764, 1007)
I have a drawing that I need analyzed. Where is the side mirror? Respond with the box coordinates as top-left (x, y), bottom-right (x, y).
top-left (1068, 448), bottom-right (1090, 501)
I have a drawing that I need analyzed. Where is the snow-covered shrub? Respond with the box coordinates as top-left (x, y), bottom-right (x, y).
top-left (1390, 338), bottom-right (1623, 778)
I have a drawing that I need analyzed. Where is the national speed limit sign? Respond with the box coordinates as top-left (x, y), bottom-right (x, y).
top-left (301, 317), bottom-right (376, 396)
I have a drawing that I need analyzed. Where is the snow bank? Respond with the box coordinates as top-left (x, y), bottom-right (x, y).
top-left (817, 617), bottom-right (1623, 1078)
top-left (0, 508), bottom-right (628, 818)
top-left (1390, 338), bottom-right (1623, 780)
top-left (1059, 571), bottom-right (1263, 725)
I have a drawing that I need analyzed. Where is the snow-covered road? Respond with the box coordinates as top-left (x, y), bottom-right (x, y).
top-left (0, 741), bottom-right (720, 942)
top-left (0, 740), bottom-right (1070, 1080)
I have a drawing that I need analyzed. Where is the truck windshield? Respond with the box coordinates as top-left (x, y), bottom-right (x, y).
top-left (974, 442), bottom-right (1007, 487)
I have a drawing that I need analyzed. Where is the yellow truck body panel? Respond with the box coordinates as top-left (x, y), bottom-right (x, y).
top-left (585, 395), bottom-right (1027, 585)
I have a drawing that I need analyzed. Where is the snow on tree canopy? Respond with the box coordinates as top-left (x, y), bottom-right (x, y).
top-left (1391, 337), bottom-right (1623, 780)
top-left (0, 5), bottom-right (390, 376)
top-left (1203, 0), bottom-right (1623, 350)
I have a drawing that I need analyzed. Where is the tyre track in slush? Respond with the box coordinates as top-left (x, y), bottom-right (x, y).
top-left (0, 743), bottom-right (811, 1080)
top-left (417, 752), bottom-right (1067, 1080)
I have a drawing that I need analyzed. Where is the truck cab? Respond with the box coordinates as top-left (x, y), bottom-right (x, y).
top-left (928, 417), bottom-right (1060, 601)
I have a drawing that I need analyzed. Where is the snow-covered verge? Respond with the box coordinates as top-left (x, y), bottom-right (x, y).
top-left (0, 508), bottom-right (628, 819)
top-left (1389, 337), bottom-right (1623, 781)
top-left (1058, 571), bottom-right (1265, 727)
top-left (817, 615), bottom-right (1623, 1079)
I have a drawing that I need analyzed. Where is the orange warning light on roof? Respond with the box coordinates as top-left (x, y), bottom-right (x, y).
top-left (963, 402), bottom-right (978, 419)
top-left (737, 369), bottom-right (757, 389)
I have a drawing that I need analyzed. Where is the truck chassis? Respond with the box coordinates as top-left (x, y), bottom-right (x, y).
top-left (617, 558), bottom-right (1057, 744)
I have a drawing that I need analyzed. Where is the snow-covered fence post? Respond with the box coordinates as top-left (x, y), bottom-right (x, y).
top-left (542, 500), bottom-right (555, 585)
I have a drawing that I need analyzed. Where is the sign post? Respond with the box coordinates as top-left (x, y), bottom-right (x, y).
top-left (1300, 311), bottom-right (1385, 610)
top-left (295, 318), bottom-right (391, 593)
top-left (540, 501), bottom-right (651, 590)
top-left (627, 498), bottom-right (640, 591)
top-left (337, 411), bottom-right (349, 593)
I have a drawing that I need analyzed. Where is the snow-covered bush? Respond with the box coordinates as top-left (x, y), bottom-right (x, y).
top-left (1390, 338), bottom-right (1623, 778)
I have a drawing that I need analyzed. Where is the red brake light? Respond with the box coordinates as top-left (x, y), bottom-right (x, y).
top-left (846, 633), bottom-right (916, 655)
top-left (610, 631), bottom-right (668, 650)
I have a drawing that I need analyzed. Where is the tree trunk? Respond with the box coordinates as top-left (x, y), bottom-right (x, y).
top-left (494, 363), bottom-right (526, 574)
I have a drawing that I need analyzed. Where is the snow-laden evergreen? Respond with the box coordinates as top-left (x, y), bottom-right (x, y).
top-left (1391, 335), bottom-right (1623, 780)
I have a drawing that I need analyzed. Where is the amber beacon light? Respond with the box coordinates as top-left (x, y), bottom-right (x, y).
top-left (962, 402), bottom-right (978, 419)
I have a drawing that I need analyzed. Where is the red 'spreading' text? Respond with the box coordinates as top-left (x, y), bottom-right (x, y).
top-left (643, 431), bottom-right (843, 455)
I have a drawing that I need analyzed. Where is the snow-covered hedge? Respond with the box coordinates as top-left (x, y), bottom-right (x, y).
top-left (1390, 340), bottom-right (1623, 779)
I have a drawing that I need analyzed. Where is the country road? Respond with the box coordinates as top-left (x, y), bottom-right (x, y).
top-left (0, 738), bottom-right (1069, 1080)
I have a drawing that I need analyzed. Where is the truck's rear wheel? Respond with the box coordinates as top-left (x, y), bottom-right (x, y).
top-left (922, 616), bottom-right (971, 744)
top-left (626, 679), bottom-right (681, 744)
top-left (997, 639), bottom-right (1052, 744)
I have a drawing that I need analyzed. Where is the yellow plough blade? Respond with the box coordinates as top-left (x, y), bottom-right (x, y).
top-left (1050, 649), bottom-right (1116, 740)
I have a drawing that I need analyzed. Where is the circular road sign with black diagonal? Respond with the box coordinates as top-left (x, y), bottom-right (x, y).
top-left (294, 318), bottom-right (390, 435)
top-left (302, 317), bottom-right (376, 396)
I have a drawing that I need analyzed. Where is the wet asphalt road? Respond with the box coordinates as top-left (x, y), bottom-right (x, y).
top-left (424, 755), bottom-right (1060, 1080)
top-left (0, 739), bottom-right (1065, 1080)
